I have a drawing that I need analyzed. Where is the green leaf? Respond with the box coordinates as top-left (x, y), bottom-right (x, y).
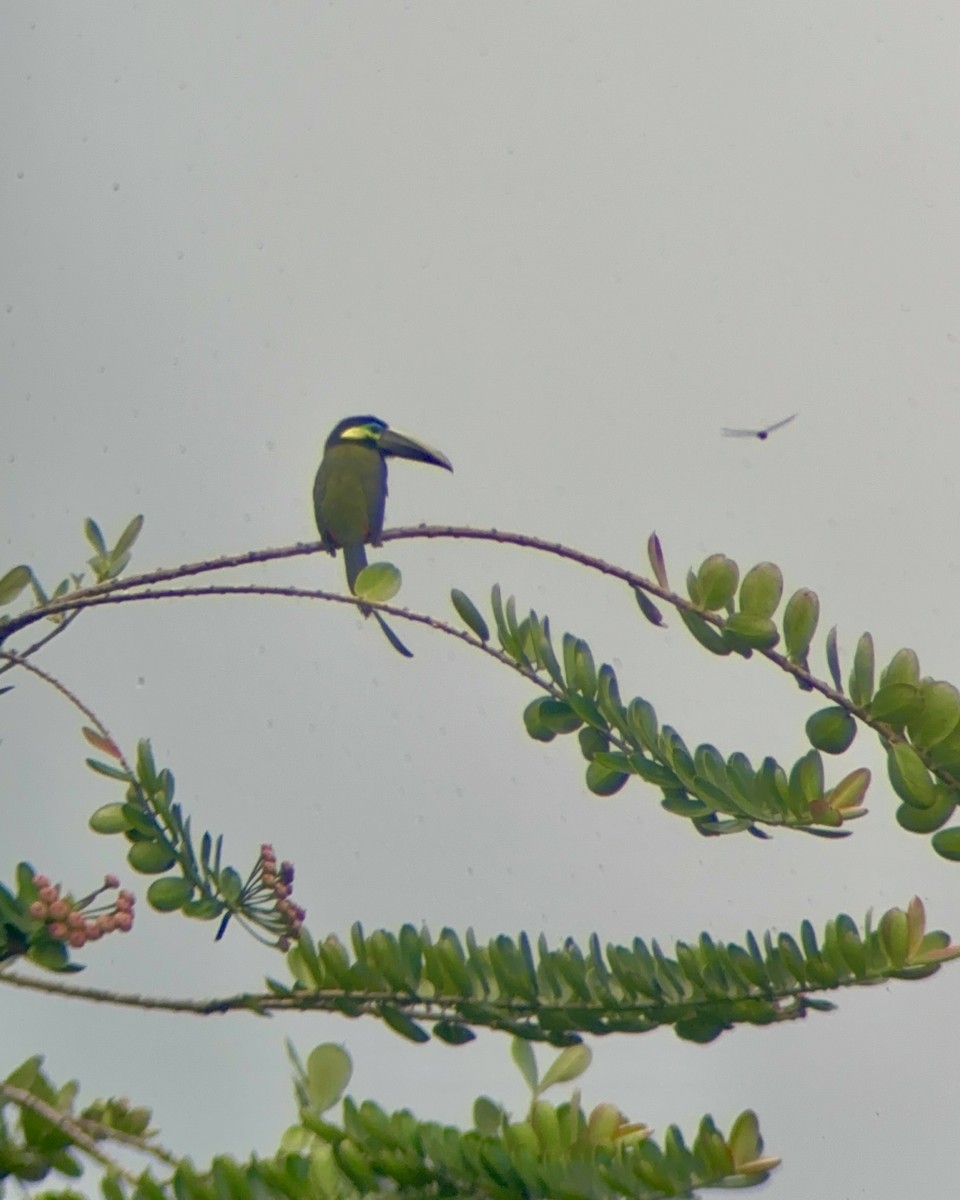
top-left (738, 562), bottom-right (782, 619)
top-left (578, 727), bottom-right (609, 761)
top-left (824, 767), bottom-right (870, 817)
top-left (450, 589), bottom-right (489, 642)
top-left (539, 1044), bottom-right (592, 1092)
top-left (573, 639), bottom-right (597, 697)
top-left (89, 803), bottom-right (130, 834)
top-left (85, 758), bottom-right (133, 782)
top-left (634, 588), bottom-right (665, 627)
top-left (722, 613), bottom-right (779, 650)
top-left (790, 751), bottom-right (825, 807)
top-left (679, 610), bottom-right (730, 655)
top-left (626, 697), bottom-right (658, 749)
top-left (147, 877), bottom-right (196, 912)
top-left (539, 699), bottom-right (583, 735)
top-left (896, 788), bottom-right (955, 834)
top-left (728, 1110), bottom-right (762, 1169)
top-left (354, 562), bottom-right (401, 603)
top-left (887, 742), bottom-right (936, 809)
top-left (529, 615), bottom-right (564, 685)
top-left (868, 683), bottom-right (923, 728)
top-left (880, 647), bottom-right (920, 688)
top-left (805, 707), bottom-right (856, 754)
top-left (880, 908), bottom-right (910, 968)
top-left (379, 1005), bottom-right (429, 1043)
top-left (647, 531), bottom-right (668, 588)
top-left (696, 555), bottom-right (739, 611)
top-left (83, 518), bottom-right (107, 555)
top-left (931, 827), bottom-right (960, 862)
top-left (0, 565), bottom-right (33, 607)
top-left (433, 1021), bottom-right (476, 1045)
top-left (136, 740), bottom-right (158, 791)
top-left (585, 761), bottom-right (629, 796)
top-left (825, 626), bottom-right (843, 692)
top-left (908, 681), bottom-right (960, 750)
top-left (562, 692), bottom-right (604, 731)
top-left (28, 939), bottom-right (75, 972)
top-left (127, 841), bottom-right (177, 874)
top-left (782, 588), bottom-right (820, 661)
top-left (848, 633), bottom-right (875, 706)
top-left (474, 1096), bottom-right (505, 1136)
top-left (523, 698), bottom-right (556, 743)
top-left (305, 1044), bottom-right (353, 1114)
top-left (511, 1038), bottom-right (538, 1094)
top-left (112, 514), bottom-right (145, 559)
top-left (218, 867), bottom-right (243, 904)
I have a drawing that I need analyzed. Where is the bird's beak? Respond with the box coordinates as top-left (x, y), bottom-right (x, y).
top-left (378, 428), bottom-right (453, 471)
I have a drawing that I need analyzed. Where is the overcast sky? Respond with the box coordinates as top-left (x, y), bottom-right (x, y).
top-left (4, 5), bottom-right (960, 1198)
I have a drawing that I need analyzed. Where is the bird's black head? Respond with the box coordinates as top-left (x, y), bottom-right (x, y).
top-left (324, 416), bottom-right (453, 471)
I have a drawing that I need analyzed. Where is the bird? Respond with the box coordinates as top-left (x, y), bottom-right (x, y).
top-left (721, 413), bottom-right (797, 440)
top-left (313, 415), bottom-right (453, 656)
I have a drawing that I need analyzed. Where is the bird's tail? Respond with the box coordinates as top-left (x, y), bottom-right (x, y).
top-left (343, 542), bottom-right (368, 599)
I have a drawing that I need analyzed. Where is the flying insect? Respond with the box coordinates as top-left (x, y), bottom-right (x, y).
top-left (722, 413), bottom-right (797, 440)
top-left (313, 415), bottom-right (453, 656)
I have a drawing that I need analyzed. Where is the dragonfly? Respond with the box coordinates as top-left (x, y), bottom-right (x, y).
top-left (721, 413), bottom-right (797, 441)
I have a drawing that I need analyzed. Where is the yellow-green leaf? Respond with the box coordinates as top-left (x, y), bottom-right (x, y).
top-left (354, 562), bottom-right (401, 603)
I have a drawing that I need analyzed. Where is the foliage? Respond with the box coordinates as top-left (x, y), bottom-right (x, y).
top-left (2, 515), bottom-right (960, 1196)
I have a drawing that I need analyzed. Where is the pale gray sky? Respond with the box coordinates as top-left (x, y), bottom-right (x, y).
top-left (4, 4), bottom-right (960, 1197)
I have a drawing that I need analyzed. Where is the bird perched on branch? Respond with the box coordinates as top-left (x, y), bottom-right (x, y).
top-left (313, 415), bottom-right (453, 656)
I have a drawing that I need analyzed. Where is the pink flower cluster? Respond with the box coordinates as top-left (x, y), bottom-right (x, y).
top-left (29, 872), bottom-right (135, 949)
top-left (259, 844), bottom-right (305, 949)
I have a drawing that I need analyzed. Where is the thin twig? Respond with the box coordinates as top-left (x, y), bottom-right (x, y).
top-left (0, 609), bottom-right (80, 677)
top-left (0, 650), bottom-right (133, 775)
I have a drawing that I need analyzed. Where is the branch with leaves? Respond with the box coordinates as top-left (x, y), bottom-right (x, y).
top-left (3, 513), bottom-right (960, 1199)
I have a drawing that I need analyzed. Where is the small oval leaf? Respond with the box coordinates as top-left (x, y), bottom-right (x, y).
top-left (127, 841), bottom-right (177, 874)
top-left (450, 589), bottom-right (490, 642)
top-left (0, 565), bottom-right (33, 608)
top-left (585, 761), bottom-right (629, 796)
top-left (696, 555), bottom-right (739, 611)
top-left (805, 707), bottom-right (856, 754)
top-left (931, 827), bottom-right (960, 862)
top-left (354, 562), bottom-right (401, 603)
top-left (147, 877), bottom-right (195, 911)
top-left (722, 613), bottom-right (779, 650)
top-left (908, 681), bottom-right (960, 750)
top-left (887, 742), bottom-right (936, 809)
top-left (782, 588), bottom-right (820, 661)
top-left (523, 698), bottom-right (557, 743)
top-left (306, 1044), bottom-right (353, 1113)
top-left (738, 562), bottom-right (783, 619)
top-left (89, 803), bottom-right (130, 835)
